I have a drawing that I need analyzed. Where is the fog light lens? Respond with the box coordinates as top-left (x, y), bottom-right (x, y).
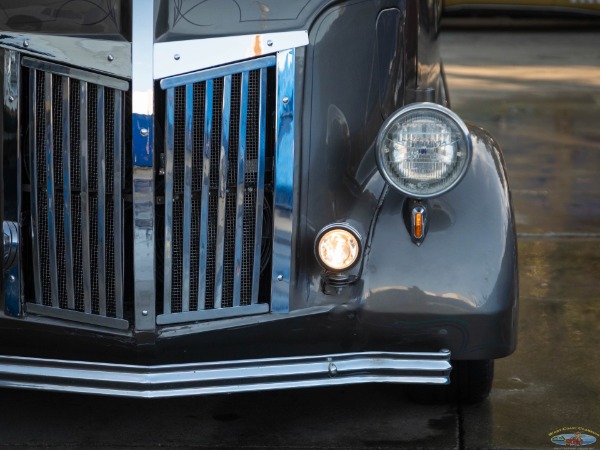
top-left (376, 103), bottom-right (472, 198)
top-left (316, 227), bottom-right (360, 271)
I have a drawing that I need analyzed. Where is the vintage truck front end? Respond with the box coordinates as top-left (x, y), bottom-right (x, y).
top-left (0, 0), bottom-right (517, 399)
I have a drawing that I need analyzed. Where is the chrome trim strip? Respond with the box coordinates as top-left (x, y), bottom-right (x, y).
top-left (29, 69), bottom-right (43, 305)
top-left (96, 87), bottom-right (107, 316)
top-left (213, 75), bottom-right (232, 310)
top-left (61, 76), bottom-right (75, 310)
top-left (3, 50), bottom-right (22, 315)
top-left (157, 304), bottom-right (269, 325)
top-left (181, 85), bottom-right (194, 313)
top-left (0, 351), bottom-right (451, 398)
top-left (163, 88), bottom-right (175, 315)
top-left (0, 34), bottom-right (131, 79)
top-left (197, 80), bottom-right (213, 310)
top-left (154, 31), bottom-right (308, 80)
top-left (160, 56), bottom-right (276, 90)
top-left (160, 305), bottom-right (332, 337)
top-left (26, 304), bottom-right (129, 331)
top-left (251, 67), bottom-right (267, 306)
top-left (80, 82), bottom-right (92, 314)
top-left (44, 73), bottom-right (59, 308)
top-left (271, 49), bottom-right (296, 313)
top-left (232, 72), bottom-right (249, 307)
top-left (113, 91), bottom-right (124, 319)
top-left (22, 58), bottom-right (129, 91)
top-left (131, 0), bottom-right (156, 331)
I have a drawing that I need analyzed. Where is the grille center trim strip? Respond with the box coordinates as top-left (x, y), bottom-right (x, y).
top-left (131, 0), bottom-right (157, 332)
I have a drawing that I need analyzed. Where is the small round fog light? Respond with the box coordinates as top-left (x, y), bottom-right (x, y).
top-left (316, 226), bottom-right (360, 272)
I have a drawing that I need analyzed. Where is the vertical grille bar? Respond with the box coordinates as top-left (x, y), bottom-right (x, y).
top-left (45, 73), bottom-right (60, 308)
top-left (232, 72), bottom-right (249, 307)
top-left (61, 76), bottom-right (75, 310)
top-left (181, 84), bottom-right (194, 312)
top-left (163, 88), bottom-right (175, 315)
top-left (80, 81), bottom-right (92, 314)
top-left (197, 79), bottom-right (213, 310)
top-left (113, 90), bottom-right (124, 318)
top-left (251, 67), bottom-right (268, 306)
top-left (213, 75), bottom-right (232, 310)
top-left (29, 69), bottom-right (43, 305)
top-left (96, 86), bottom-right (107, 316)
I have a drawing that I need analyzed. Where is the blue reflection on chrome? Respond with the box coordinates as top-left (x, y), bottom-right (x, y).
top-left (4, 267), bottom-right (20, 316)
top-left (271, 49), bottom-right (296, 313)
top-left (132, 114), bottom-right (153, 168)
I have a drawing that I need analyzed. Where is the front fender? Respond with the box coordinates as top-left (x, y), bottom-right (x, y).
top-left (359, 124), bottom-right (518, 359)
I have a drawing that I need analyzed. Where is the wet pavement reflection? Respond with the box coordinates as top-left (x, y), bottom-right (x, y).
top-left (442, 30), bottom-right (600, 449)
top-left (442, 31), bottom-right (600, 236)
top-left (464, 239), bottom-right (600, 449)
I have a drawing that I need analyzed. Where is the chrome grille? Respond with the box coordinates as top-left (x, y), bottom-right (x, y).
top-left (158, 57), bottom-right (274, 325)
top-left (25, 58), bottom-right (129, 330)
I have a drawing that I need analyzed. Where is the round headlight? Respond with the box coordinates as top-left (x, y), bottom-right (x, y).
top-left (376, 103), bottom-right (472, 198)
top-left (316, 226), bottom-right (361, 272)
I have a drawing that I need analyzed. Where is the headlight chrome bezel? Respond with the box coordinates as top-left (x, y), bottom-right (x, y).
top-left (376, 102), bottom-right (473, 199)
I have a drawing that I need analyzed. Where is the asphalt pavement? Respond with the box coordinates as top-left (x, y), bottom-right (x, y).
top-left (0, 25), bottom-right (599, 450)
top-left (442, 28), bottom-right (600, 449)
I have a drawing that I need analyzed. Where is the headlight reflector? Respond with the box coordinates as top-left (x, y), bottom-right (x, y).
top-left (376, 103), bottom-right (472, 198)
top-left (316, 226), bottom-right (360, 272)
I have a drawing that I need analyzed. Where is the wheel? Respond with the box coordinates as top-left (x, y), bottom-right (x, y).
top-left (407, 359), bottom-right (494, 405)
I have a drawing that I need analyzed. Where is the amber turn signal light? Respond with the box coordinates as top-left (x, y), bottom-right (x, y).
top-left (408, 204), bottom-right (428, 245)
top-left (414, 211), bottom-right (424, 239)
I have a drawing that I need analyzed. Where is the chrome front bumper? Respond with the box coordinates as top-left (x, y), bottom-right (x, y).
top-left (0, 351), bottom-right (451, 398)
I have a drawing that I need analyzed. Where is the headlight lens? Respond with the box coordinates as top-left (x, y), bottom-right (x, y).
top-left (316, 227), bottom-right (360, 272)
top-left (376, 103), bottom-right (472, 198)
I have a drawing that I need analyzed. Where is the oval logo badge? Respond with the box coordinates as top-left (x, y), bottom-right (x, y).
top-left (551, 433), bottom-right (597, 447)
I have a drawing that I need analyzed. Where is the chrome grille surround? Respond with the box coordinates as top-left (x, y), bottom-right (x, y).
top-left (157, 57), bottom-right (275, 325)
top-left (25, 58), bottom-right (129, 330)
top-left (1, 27), bottom-right (303, 331)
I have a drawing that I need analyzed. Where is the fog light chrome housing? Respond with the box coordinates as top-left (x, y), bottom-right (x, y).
top-left (315, 225), bottom-right (361, 272)
top-left (376, 103), bottom-right (472, 198)
top-left (3, 221), bottom-right (19, 271)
